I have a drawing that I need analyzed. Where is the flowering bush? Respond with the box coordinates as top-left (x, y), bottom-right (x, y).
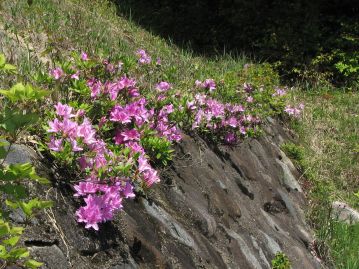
top-left (284, 103), bottom-right (305, 118)
top-left (43, 49), bottom-right (296, 230)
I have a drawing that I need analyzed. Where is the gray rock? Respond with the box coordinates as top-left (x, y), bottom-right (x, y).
top-left (276, 159), bottom-right (303, 192)
top-left (29, 245), bottom-right (69, 269)
top-left (332, 201), bottom-right (359, 224)
top-left (4, 144), bottom-right (37, 165)
top-left (143, 200), bottom-right (196, 249)
top-left (261, 231), bottom-right (282, 254)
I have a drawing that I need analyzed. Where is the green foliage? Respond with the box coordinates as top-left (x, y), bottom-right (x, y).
top-left (280, 142), bottom-right (304, 164)
top-left (0, 54), bottom-right (49, 268)
top-left (0, 83), bottom-right (49, 103)
top-left (239, 63), bottom-right (280, 89)
top-left (141, 135), bottom-right (174, 166)
top-left (0, 53), bottom-right (16, 74)
top-left (271, 252), bottom-right (291, 269)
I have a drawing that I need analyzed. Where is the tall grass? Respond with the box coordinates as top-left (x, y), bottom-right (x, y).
top-left (287, 88), bottom-right (359, 268)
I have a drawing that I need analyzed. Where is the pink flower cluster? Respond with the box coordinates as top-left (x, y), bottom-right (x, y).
top-left (50, 67), bottom-right (65, 80)
top-left (272, 87), bottom-right (287, 97)
top-left (188, 94), bottom-right (259, 143)
top-left (151, 104), bottom-right (182, 142)
top-left (88, 76), bottom-right (138, 100)
top-left (156, 81), bottom-right (171, 92)
top-left (75, 179), bottom-right (135, 230)
top-left (136, 49), bottom-right (151, 65)
top-left (195, 79), bottom-right (216, 92)
top-left (284, 103), bottom-right (305, 118)
top-left (47, 101), bottom-right (164, 230)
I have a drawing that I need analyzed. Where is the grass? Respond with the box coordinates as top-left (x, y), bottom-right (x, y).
top-left (285, 88), bottom-right (359, 268)
top-left (0, 0), bottom-right (254, 90)
top-left (1, 0), bottom-right (359, 268)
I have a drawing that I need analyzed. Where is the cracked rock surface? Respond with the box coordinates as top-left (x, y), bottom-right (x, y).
top-left (4, 120), bottom-right (323, 269)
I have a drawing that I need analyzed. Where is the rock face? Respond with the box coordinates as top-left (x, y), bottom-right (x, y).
top-left (5, 120), bottom-right (323, 269)
top-left (332, 201), bottom-right (359, 224)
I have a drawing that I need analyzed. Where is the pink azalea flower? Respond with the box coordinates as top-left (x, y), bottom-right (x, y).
top-left (224, 132), bottom-right (237, 144)
top-left (104, 63), bottom-right (114, 73)
top-left (48, 118), bottom-right (62, 133)
top-left (62, 118), bottom-right (79, 138)
top-left (81, 52), bottom-right (89, 61)
top-left (246, 96), bottom-right (254, 103)
top-left (70, 139), bottom-right (83, 152)
top-left (110, 105), bottom-right (131, 124)
top-left (114, 130), bottom-right (125, 145)
top-left (138, 155), bottom-right (151, 173)
top-left (156, 81), bottom-right (171, 92)
top-left (121, 129), bottom-right (140, 142)
top-left (128, 87), bottom-right (140, 97)
top-left (74, 182), bottom-right (100, 197)
top-left (71, 71), bottom-right (80, 80)
top-left (48, 137), bottom-right (63, 151)
top-left (226, 117), bottom-right (238, 128)
top-left (157, 95), bottom-right (166, 101)
top-left (78, 156), bottom-right (92, 170)
top-left (203, 79), bottom-right (216, 92)
top-left (122, 181), bottom-right (135, 198)
top-left (88, 79), bottom-right (102, 98)
top-left (195, 80), bottom-right (203, 87)
top-left (136, 49), bottom-right (151, 65)
top-left (54, 102), bottom-right (75, 118)
top-left (272, 88), bottom-right (286, 97)
top-left (142, 168), bottom-right (160, 186)
top-left (240, 126), bottom-right (247, 135)
top-left (243, 83), bottom-right (253, 93)
top-left (125, 141), bottom-right (145, 154)
top-left (77, 118), bottom-right (97, 145)
top-left (50, 67), bottom-right (64, 80)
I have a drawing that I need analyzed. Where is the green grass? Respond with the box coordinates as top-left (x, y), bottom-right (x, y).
top-left (286, 88), bottom-right (359, 268)
top-left (0, 0), bottom-right (255, 91)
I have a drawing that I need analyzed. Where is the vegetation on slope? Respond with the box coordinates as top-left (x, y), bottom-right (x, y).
top-left (0, 0), bottom-right (358, 268)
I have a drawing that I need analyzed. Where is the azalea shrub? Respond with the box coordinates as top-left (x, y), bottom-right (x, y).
top-left (42, 49), bottom-right (296, 230)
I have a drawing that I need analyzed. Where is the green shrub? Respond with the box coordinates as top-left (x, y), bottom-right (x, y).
top-left (0, 53), bottom-right (51, 268)
top-left (141, 135), bottom-right (174, 166)
top-left (271, 252), bottom-right (291, 269)
top-left (280, 142), bottom-right (304, 164)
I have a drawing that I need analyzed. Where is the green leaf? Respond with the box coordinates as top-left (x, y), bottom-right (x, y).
top-left (9, 226), bottom-right (24, 235)
top-left (5, 199), bottom-right (19, 209)
top-left (0, 183), bottom-right (27, 199)
top-left (2, 236), bottom-right (20, 247)
top-left (0, 222), bottom-right (10, 237)
top-left (4, 162), bottom-right (49, 183)
top-left (25, 259), bottom-right (43, 269)
top-left (0, 53), bottom-right (5, 67)
top-left (0, 146), bottom-right (7, 159)
top-left (7, 163), bottom-right (33, 177)
top-left (0, 245), bottom-right (9, 259)
top-left (3, 64), bottom-right (17, 73)
top-left (0, 83), bottom-right (48, 102)
top-left (0, 108), bottom-right (39, 134)
top-left (8, 247), bottom-right (29, 259)
top-left (19, 198), bottom-right (53, 217)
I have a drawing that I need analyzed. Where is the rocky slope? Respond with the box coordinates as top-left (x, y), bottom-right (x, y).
top-left (4, 119), bottom-right (323, 269)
